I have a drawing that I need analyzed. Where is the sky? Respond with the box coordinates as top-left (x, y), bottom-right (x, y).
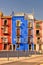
top-left (0, 0), bottom-right (43, 20)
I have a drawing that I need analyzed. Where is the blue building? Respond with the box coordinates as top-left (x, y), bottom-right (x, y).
top-left (12, 13), bottom-right (34, 51)
top-left (12, 13), bottom-right (29, 51)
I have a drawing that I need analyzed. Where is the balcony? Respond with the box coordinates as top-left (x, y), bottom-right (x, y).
top-left (2, 37), bottom-right (8, 44)
top-left (2, 41), bottom-right (8, 44)
top-left (36, 33), bottom-right (40, 37)
top-left (37, 40), bottom-right (41, 44)
top-left (2, 27), bottom-right (8, 35)
top-left (16, 38), bottom-right (20, 44)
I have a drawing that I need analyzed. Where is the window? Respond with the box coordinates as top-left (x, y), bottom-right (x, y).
top-left (29, 44), bottom-right (31, 50)
top-left (36, 30), bottom-right (40, 35)
top-left (13, 45), bottom-right (15, 50)
top-left (3, 19), bottom-right (8, 26)
top-left (16, 20), bottom-right (20, 27)
top-left (28, 29), bottom-right (32, 36)
top-left (2, 36), bottom-right (8, 43)
top-left (37, 37), bottom-right (41, 44)
top-left (39, 44), bottom-right (41, 50)
top-left (4, 44), bottom-right (7, 50)
top-left (3, 27), bottom-right (8, 34)
top-left (16, 28), bottom-right (20, 36)
top-left (16, 37), bottom-right (20, 44)
top-left (28, 22), bottom-right (32, 28)
top-left (9, 45), bottom-right (12, 50)
top-left (17, 44), bottom-right (20, 48)
top-left (34, 44), bottom-right (36, 50)
top-left (36, 23), bottom-right (40, 28)
top-left (37, 37), bottom-right (40, 40)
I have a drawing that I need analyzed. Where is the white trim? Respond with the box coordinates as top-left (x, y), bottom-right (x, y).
top-left (14, 12), bottom-right (24, 16)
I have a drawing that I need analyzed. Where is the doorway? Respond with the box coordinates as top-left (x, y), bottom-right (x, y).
top-left (34, 44), bottom-right (36, 50)
top-left (4, 44), bottom-right (7, 50)
top-left (29, 44), bottom-right (31, 51)
top-left (13, 45), bottom-right (15, 50)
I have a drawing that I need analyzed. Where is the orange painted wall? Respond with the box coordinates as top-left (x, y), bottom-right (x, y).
top-left (33, 20), bottom-right (42, 44)
top-left (0, 16), bottom-right (12, 50)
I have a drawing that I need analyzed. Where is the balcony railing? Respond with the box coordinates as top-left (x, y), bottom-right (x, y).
top-left (3, 29), bottom-right (8, 35)
top-left (37, 40), bottom-right (42, 44)
top-left (36, 33), bottom-right (40, 36)
top-left (2, 27), bottom-right (8, 35)
top-left (2, 41), bottom-right (8, 44)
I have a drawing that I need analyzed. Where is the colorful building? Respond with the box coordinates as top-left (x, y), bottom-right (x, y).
top-left (33, 20), bottom-right (43, 51)
top-left (0, 12), bottom-right (12, 50)
top-left (12, 13), bottom-right (34, 51)
top-left (12, 13), bottom-right (28, 51)
top-left (0, 12), bottom-right (43, 52)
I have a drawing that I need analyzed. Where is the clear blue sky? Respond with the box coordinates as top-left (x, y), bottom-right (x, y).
top-left (0, 0), bottom-right (43, 20)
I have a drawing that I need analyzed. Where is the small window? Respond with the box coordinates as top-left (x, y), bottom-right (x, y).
top-left (37, 37), bottom-right (40, 40)
top-left (39, 44), bottom-right (41, 50)
top-left (17, 44), bottom-right (20, 48)
top-left (28, 29), bottom-right (32, 35)
top-left (9, 45), bottom-right (12, 50)
top-left (4, 44), bottom-right (7, 50)
top-left (36, 23), bottom-right (40, 28)
top-left (16, 20), bottom-right (20, 27)
top-left (29, 44), bottom-right (31, 50)
top-left (16, 37), bottom-right (20, 44)
top-left (16, 28), bottom-right (20, 36)
top-left (37, 37), bottom-right (41, 44)
top-left (2, 36), bottom-right (8, 43)
top-left (36, 30), bottom-right (40, 35)
top-left (34, 44), bottom-right (36, 50)
top-left (13, 45), bottom-right (15, 50)
top-left (3, 19), bottom-right (8, 26)
top-left (28, 22), bottom-right (32, 28)
top-left (3, 27), bottom-right (8, 33)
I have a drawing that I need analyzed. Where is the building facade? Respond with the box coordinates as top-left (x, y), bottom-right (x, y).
top-left (0, 12), bottom-right (43, 52)
top-left (0, 12), bottom-right (12, 50)
top-left (12, 13), bottom-right (28, 51)
top-left (12, 13), bottom-right (34, 51)
top-left (33, 20), bottom-right (43, 51)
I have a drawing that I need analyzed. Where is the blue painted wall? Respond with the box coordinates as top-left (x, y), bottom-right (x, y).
top-left (12, 16), bottom-right (28, 50)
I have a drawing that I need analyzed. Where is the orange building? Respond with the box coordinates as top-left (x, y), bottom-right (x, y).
top-left (0, 12), bottom-right (12, 50)
top-left (33, 20), bottom-right (43, 52)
